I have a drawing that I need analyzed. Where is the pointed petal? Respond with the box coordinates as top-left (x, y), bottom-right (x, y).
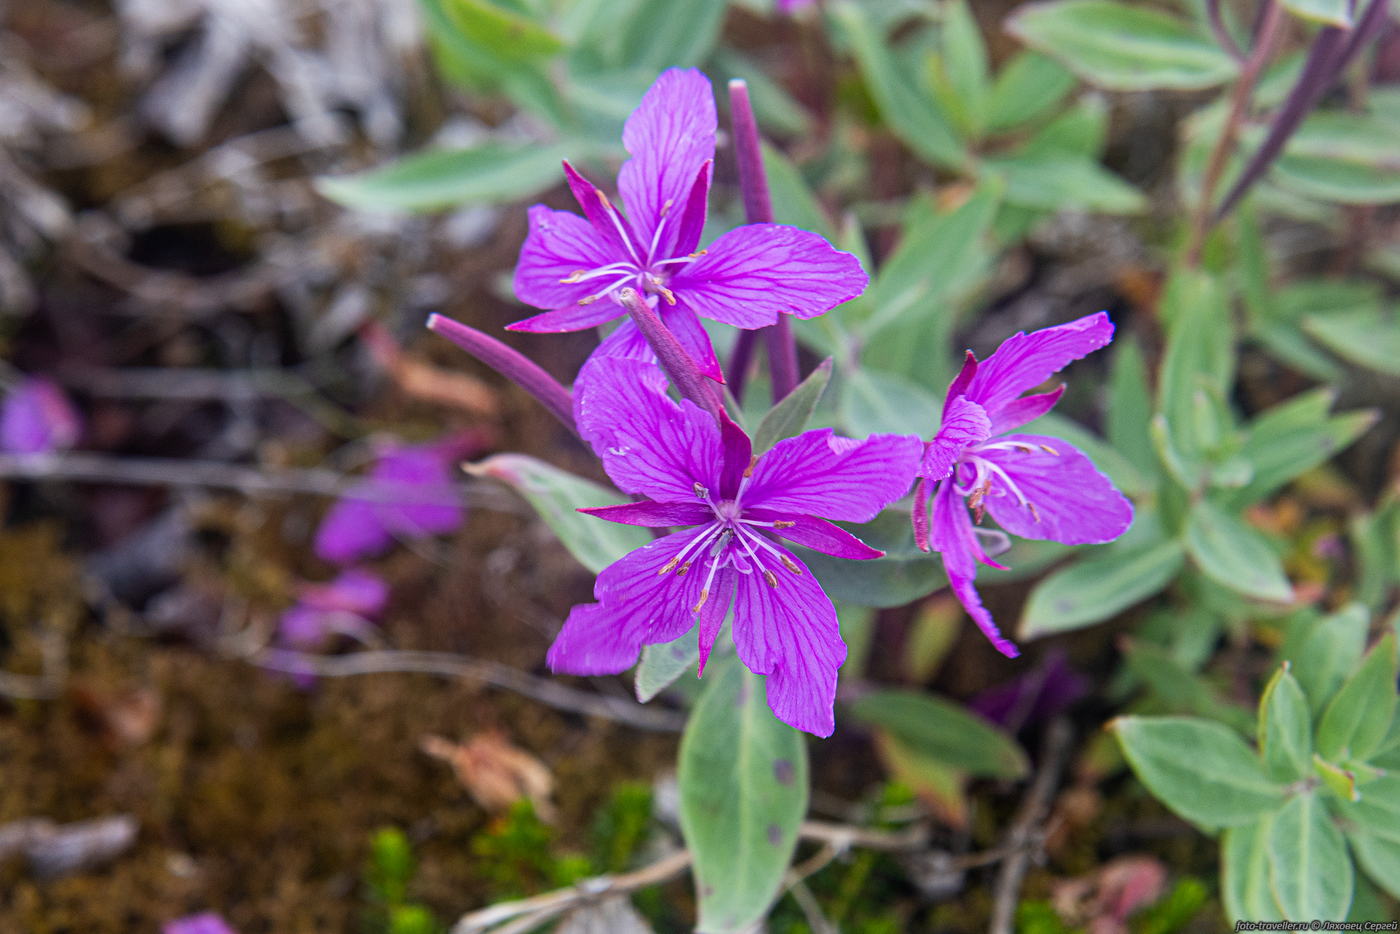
top-left (508, 302), bottom-right (625, 333)
top-left (370, 445), bottom-right (465, 537)
top-left (549, 528), bottom-right (709, 675)
top-left (314, 491), bottom-right (392, 564)
top-left (672, 161), bottom-right (712, 258)
top-left (744, 429), bottom-right (920, 523)
top-left (696, 570), bottom-right (735, 676)
top-left (579, 501), bottom-right (712, 527)
top-left (930, 480), bottom-right (1019, 658)
top-left (513, 205), bottom-right (629, 312)
top-left (919, 396), bottom-right (990, 480)
top-left (664, 302), bottom-right (725, 383)
top-left (670, 224), bottom-right (869, 328)
top-left (573, 356), bottom-right (723, 502)
top-left (729, 544), bottom-right (846, 736)
top-left (617, 68), bottom-right (717, 258)
top-left (988, 385), bottom-right (1064, 435)
top-left (718, 410), bottom-right (753, 500)
top-left (562, 160), bottom-right (638, 258)
top-left (979, 434), bottom-right (1133, 545)
top-left (943, 350), bottom-right (978, 411)
top-left (746, 513), bottom-right (884, 560)
top-left (963, 312), bottom-right (1114, 420)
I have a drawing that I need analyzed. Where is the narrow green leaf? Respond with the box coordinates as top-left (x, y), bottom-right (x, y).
top-left (1123, 640), bottom-right (1256, 735)
top-left (1268, 792), bottom-right (1353, 920)
top-left (1107, 338), bottom-right (1159, 480)
top-left (1156, 267), bottom-right (1235, 483)
top-left (761, 144), bottom-right (836, 239)
top-left (1303, 306), bottom-right (1400, 376)
top-left (1222, 816), bottom-right (1284, 923)
top-left (928, 0), bottom-right (991, 139)
top-left (635, 627), bottom-right (699, 703)
top-left (467, 454), bottom-right (648, 572)
top-left (1258, 665), bottom-right (1313, 781)
top-left (442, 0), bottom-right (564, 61)
top-left (849, 690), bottom-right (1029, 778)
top-left (679, 661), bottom-right (808, 934)
top-left (1185, 498), bottom-right (1293, 603)
top-left (753, 360), bottom-right (833, 454)
top-left (1227, 391), bottom-right (1376, 507)
top-left (1020, 539), bottom-right (1184, 638)
top-left (1316, 634), bottom-right (1398, 763)
top-left (317, 142), bottom-right (572, 212)
top-left (1112, 716), bottom-right (1285, 827)
top-left (1281, 0), bottom-right (1353, 25)
top-left (1313, 754), bottom-right (1359, 803)
top-left (614, 0), bottom-right (725, 71)
top-left (839, 368), bottom-right (940, 437)
top-left (1336, 775), bottom-right (1400, 900)
top-left (983, 155), bottom-right (1146, 213)
top-left (1007, 0), bottom-right (1236, 91)
top-left (1282, 604), bottom-right (1371, 714)
top-left (985, 51), bottom-right (1077, 132)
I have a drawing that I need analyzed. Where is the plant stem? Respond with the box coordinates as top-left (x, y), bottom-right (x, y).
top-left (729, 78), bottom-right (800, 402)
top-left (727, 330), bottom-right (758, 401)
top-left (619, 288), bottom-right (723, 420)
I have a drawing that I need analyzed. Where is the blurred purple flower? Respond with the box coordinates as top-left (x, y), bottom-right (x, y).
top-left (776, 0), bottom-right (817, 12)
top-left (279, 567), bottom-right (389, 649)
top-left (0, 376), bottom-right (82, 454)
top-left (548, 358), bottom-right (919, 736)
top-left (912, 312), bottom-right (1133, 658)
top-left (163, 914), bottom-right (237, 934)
top-left (968, 650), bottom-right (1088, 733)
top-left (510, 68), bottom-right (866, 382)
top-left (314, 437), bottom-right (472, 565)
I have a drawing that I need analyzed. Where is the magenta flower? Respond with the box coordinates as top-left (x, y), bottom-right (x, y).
top-left (314, 437), bottom-right (469, 565)
top-left (279, 567), bottom-right (389, 649)
top-left (163, 915), bottom-right (237, 934)
top-left (912, 312), bottom-right (1134, 657)
top-left (548, 358), bottom-right (920, 736)
top-left (510, 68), bottom-right (867, 382)
top-left (0, 376), bottom-right (82, 454)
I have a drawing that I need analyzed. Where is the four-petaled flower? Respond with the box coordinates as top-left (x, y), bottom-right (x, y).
top-left (912, 312), bottom-right (1134, 657)
top-left (547, 358), bottom-right (920, 736)
top-left (510, 68), bottom-right (867, 382)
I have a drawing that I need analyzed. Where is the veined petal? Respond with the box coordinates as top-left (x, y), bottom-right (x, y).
top-left (747, 513), bottom-right (884, 560)
top-left (562, 160), bottom-right (638, 258)
top-left (729, 543), bottom-right (846, 736)
top-left (988, 386), bottom-right (1064, 435)
top-left (672, 161), bottom-right (712, 259)
top-left (513, 205), bottom-right (628, 312)
top-left (579, 501), bottom-right (712, 527)
top-left (617, 68), bottom-right (717, 260)
top-left (919, 395), bottom-right (990, 480)
top-left (696, 570), bottom-right (735, 676)
top-left (978, 434), bottom-right (1133, 545)
top-left (670, 224), bottom-right (868, 328)
top-left (930, 480), bottom-right (1019, 658)
top-left (573, 356), bottom-right (723, 502)
top-left (963, 312), bottom-right (1114, 420)
top-left (744, 429), bottom-right (920, 523)
top-left (662, 302), bottom-right (725, 383)
top-left (717, 410), bottom-right (753, 500)
top-left (508, 302), bottom-right (625, 333)
top-left (548, 528), bottom-right (708, 675)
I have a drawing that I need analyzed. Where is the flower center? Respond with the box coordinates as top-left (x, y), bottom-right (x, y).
top-left (953, 440), bottom-right (1058, 523)
top-left (558, 194), bottom-right (706, 307)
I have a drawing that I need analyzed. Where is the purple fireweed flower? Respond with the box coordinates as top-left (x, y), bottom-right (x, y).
top-left (163, 914), bottom-right (237, 934)
top-left (510, 68), bottom-right (867, 383)
top-left (279, 567), bottom-right (389, 649)
top-left (314, 436), bottom-right (472, 565)
top-left (912, 312), bottom-right (1134, 658)
top-left (0, 376), bottom-right (82, 454)
top-left (547, 357), bottom-right (920, 736)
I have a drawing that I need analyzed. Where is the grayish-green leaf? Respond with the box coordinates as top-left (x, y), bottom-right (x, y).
top-left (635, 627), bottom-right (699, 703)
top-left (1268, 792), bottom-right (1353, 920)
top-left (1336, 775), bottom-right (1400, 900)
top-left (1227, 390), bottom-right (1376, 507)
top-left (753, 360), bottom-right (833, 453)
top-left (985, 51), bottom-right (1077, 132)
top-left (1222, 816), bottom-right (1283, 922)
top-left (1316, 634), bottom-right (1398, 764)
top-left (1185, 498), bottom-right (1293, 603)
top-left (1258, 665), bottom-right (1313, 781)
top-left (849, 690), bottom-right (1029, 778)
top-left (983, 155), bottom-right (1146, 213)
top-left (1282, 604), bottom-right (1371, 715)
top-left (1020, 539), bottom-right (1184, 638)
top-left (839, 368), bottom-right (940, 437)
top-left (799, 509), bottom-right (946, 609)
top-left (1303, 307), bottom-right (1400, 376)
top-left (1107, 338), bottom-right (1159, 480)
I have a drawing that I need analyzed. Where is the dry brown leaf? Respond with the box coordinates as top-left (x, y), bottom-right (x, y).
top-left (420, 732), bottom-right (556, 821)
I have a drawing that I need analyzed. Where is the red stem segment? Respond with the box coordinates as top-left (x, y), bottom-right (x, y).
top-left (426, 314), bottom-right (577, 435)
top-left (619, 289), bottom-right (723, 421)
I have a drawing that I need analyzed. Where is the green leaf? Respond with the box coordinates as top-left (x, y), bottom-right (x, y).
top-left (1123, 640), bottom-right (1255, 734)
top-left (1107, 338), bottom-right (1159, 480)
top-left (1281, 0), bottom-right (1353, 25)
top-left (798, 509), bottom-right (946, 609)
top-left (832, 2), bottom-right (967, 168)
top-left (679, 661), bottom-right (808, 934)
top-left (1185, 498), bottom-right (1293, 603)
top-left (927, 0), bottom-right (991, 139)
top-left (466, 454), bottom-right (648, 573)
top-left (1336, 775), bottom-right (1400, 900)
top-left (839, 368), bottom-right (940, 437)
top-left (1112, 716), bottom-right (1285, 827)
top-left (635, 627), bottom-right (699, 703)
top-left (1313, 754), bottom-right (1359, 803)
top-left (1350, 500), bottom-right (1400, 612)
top-left (849, 690), bottom-right (1029, 778)
top-left (1268, 792), bottom-right (1353, 920)
top-left (1303, 306), bottom-right (1400, 376)
top-left (613, 0), bottom-right (725, 72)
top-left (753, 359), bottom-right (833, 453)
top-left (1227, 390), bottom-right (1376, 507)
top-left (985, 51), bottom-right (1077, 132)
top-left (1316, 634), bottom-right (1398, 764)
top-left (1274, 110), bottom-right (1400, 204)
top-left (317, 141), bottom-right (572, 212)
top-left (442, 0), bottom-right (564, 61)
top-left (1006, 0), bottom-right (1236, 91)
top-left (1156, 268), bottom-right (1235, 485)
top-left (1020, 539), bottom-right (1184, 639)
top-left (762, 144), bottom-right (836, 239)
top-left (983, 154), bottom-right (1146, 213)
top-left (1282, 604), bottom-right (1371, 715)
top-left (1222, 816), bottom-right (1283, 923)
top-left (1258, 665), bottom-right (1313, 781)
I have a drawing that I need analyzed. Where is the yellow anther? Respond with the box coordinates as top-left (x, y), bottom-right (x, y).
top-left (743, 454), bottom-right (758, 478)
top-left (595, 189), bottom-right (614, 212)
top-left (764, 570), bottom-right (778, 588)
top-left (660, 198), bottom-right (674, 216)
top-left (658, 556), bottom-right (681, 575)
top-left (773, 520), bottom-right (795, 529)
top-left (677, 562), bottom-right (692, 577)
top-left (1038, 444), bottom-right (1059, 455)
top-left (560, 270), bottom-right (587, 283)
top-left (1028, 502), bottom-right (1041, 523)
top-left (780, 556), bottom-right (802, 575)
top-left (693, 589), bottom-right (709, 612)
top-left (688, 249), bottom-right (708, 258)
top-left (578, 295), bottom-right (598, 305)
top-left (658, 285), bottom-right (677, 305)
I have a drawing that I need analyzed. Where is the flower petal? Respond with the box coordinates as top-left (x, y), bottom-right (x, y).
top-left (696, 570), bottom-right (735, 676)
top-left (574, 356), bottom-right (723, 502)
top-left (548, 528), bottom-right (708, 675)
top-left (919, 395), bottom-right (990, 480)
top-left (508, 302), bottom-right (626, 333)
top-left (671, 161), bottom-right (712, 258)
top-left (314, 492), bottom-right (392, 564)
top-left (747, 513), bottom-right (884, 560)
top-left (579, 501), bottom-right (712, 527)
top-left (617, 68), bottom-right (717, 260)
top-left (512, 205), bottom-right (629, 314)
top-left (744, 429), bottom-right (921, 522)
top-left (371, 446), bottom-right (465, 537)
top-left (729, 543), bottom-right (846, 736)
top-left (978, 434), bottom-right (1133, 545)
top-left (661, 302), bottom-right (725, 383)
top-left (563, 159), bottom-right (639, 259)
top-left (670, 224), bottom-right (869, 328)
top-left (930, 479), bottom-right (1019, 658)
top-left (0, 376), bottom-right (82, 454)
top-left (717, 409), bottom-right (753, 500)
top-left (963, 312), bottom-right (1114, 420)
top-left (988, 386), bottom-right (1064, 435)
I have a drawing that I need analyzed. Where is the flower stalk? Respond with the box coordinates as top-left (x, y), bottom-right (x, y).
top-left (618, 288), bottom-right (723, 421)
